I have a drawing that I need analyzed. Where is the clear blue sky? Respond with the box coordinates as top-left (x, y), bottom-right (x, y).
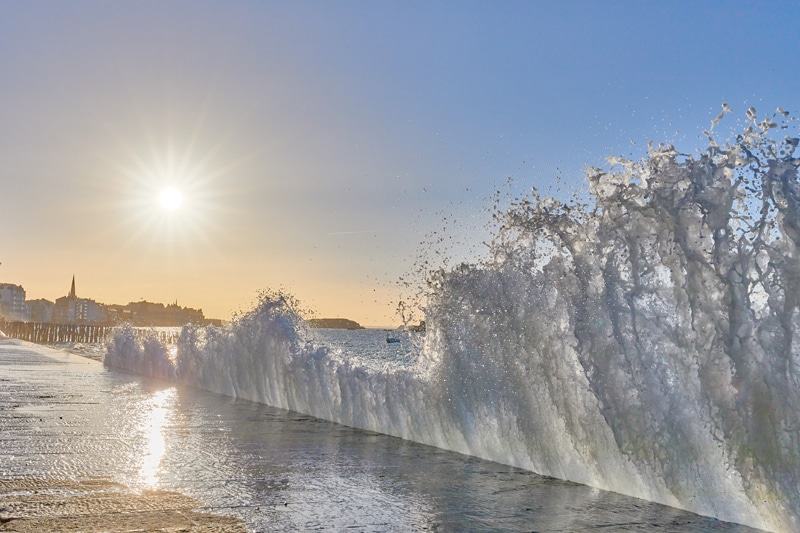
top-left (0, 1), bottom-right (797, 326)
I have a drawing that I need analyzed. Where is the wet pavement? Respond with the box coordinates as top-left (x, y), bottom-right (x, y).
top-left (0, 339), bottom-right (765, 532)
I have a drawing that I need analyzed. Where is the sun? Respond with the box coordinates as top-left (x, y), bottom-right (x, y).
top-left (158, 187), bottom-right (183, 210)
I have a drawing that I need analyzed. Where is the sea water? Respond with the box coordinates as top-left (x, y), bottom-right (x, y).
top-left (1, 339), bottom-right (762, 531)
top-left (105, 108), bottom-right (800, 532)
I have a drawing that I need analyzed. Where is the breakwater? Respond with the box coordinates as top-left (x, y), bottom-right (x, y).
top-left (0, 321), bottom-right (113, 344)
top-left (0, 321), bottom-right (179, 345)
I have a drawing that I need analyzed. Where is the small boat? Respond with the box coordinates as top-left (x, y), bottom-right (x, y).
top-left (386, 332), bottom-right (401, 343)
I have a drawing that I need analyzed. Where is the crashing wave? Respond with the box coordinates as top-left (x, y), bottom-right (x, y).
top-left (106, 108), bottom-right (800, 532)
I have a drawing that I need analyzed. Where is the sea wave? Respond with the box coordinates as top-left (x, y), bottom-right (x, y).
top-left (106, 107), bottom-right (800, 532)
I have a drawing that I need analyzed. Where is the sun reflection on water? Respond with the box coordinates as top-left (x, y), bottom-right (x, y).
top-left (139, 387), bottom-right (176, 488)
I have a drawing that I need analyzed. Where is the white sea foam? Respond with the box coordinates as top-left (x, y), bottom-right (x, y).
top-left (106, 108), bottom-right (800, 532)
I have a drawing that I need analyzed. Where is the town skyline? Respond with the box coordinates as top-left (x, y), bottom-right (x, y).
top-left (0, 274), bottom-right (219, 326)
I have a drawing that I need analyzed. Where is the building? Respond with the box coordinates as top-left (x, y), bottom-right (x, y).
top-left (0, 283), bottom-right (29, 321)
top-left (27, 299), bottom-right (54, 323)
top-left (0, 274), bottom-right (218, 327)
top-left (52, 276), bottom-right (109, 325)
top-left (108, 300), bottom-right (206, 326)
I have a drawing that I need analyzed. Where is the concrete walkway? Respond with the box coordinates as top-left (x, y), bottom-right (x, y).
top-left (0, 339), bottom-right (245, 532)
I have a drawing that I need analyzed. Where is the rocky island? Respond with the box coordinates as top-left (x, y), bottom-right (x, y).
top-left (306, 318), bottom-right (364, 330)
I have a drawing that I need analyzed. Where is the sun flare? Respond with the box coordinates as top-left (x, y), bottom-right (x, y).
top-left (159, 187), bottom-right (183, 210)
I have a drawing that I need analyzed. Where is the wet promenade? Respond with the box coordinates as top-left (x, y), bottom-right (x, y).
top-left (0, 339), bottom-right (764, 532)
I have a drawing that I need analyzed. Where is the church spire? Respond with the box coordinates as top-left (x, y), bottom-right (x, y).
top-left (69, 275), bottom-right (76, 299)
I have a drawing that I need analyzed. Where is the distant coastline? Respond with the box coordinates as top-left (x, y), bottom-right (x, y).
top-left (306, 318), bottom-right (364, 330)
top-left (305, 318), bottom-right (426, 332)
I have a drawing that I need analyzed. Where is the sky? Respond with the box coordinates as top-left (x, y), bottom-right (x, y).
top-left (0, 1), bottom-right (798, 327)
